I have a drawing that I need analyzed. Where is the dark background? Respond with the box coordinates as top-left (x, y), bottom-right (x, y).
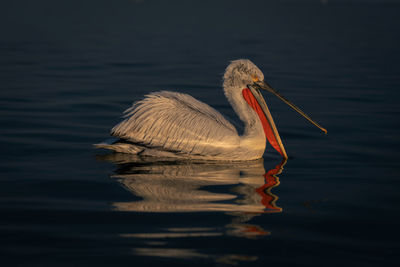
top-left (1, 0), bottom-right (399, 266)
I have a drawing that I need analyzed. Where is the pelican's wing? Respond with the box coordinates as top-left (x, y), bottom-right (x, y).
top-left (111, 91), bottom-right (239, 156)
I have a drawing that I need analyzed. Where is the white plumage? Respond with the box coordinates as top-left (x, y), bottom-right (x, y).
top-left (111, 91), bottom-right (240, 156)
top-left (95, 59), bottom-right (307, 160)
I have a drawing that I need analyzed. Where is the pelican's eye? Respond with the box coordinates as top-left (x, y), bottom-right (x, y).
top-left (251, 75), bottom-right (259, 82)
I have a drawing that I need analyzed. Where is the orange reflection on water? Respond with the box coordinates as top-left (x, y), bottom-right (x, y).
top-left (256, 160), bottom-right (285, 213)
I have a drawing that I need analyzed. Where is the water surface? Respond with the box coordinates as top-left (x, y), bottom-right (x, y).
top-left (1, 0), bottom-right (399, 266)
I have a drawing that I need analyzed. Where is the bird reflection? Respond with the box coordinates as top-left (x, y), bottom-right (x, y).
top-left (99, 153), bottom-right (285, 230)
top-left (97, 154), bottom-right (286, 264)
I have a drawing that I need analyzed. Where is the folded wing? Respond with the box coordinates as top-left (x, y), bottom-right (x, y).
top-left (111, 91), bottom-right (239, 156)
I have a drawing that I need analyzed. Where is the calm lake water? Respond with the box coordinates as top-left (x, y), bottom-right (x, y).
top-left (1, 0), bottom-right (399, 266)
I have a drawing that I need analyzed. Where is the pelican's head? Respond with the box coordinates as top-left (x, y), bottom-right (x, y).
top-left (223, 59), bottom-right (327, 159)
top-left (223, 59), bottom-right (265, 89)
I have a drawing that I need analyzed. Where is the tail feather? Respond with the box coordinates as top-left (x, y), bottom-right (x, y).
top-left (94, 138), bottom-right (144, 154)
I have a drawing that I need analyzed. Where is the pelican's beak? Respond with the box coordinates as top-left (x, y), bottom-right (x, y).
top-left (246, 85), bottom-right (288, 158)
top-left (254, 80), bottom-right (327, 134)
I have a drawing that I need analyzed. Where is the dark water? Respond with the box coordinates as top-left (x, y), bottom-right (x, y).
top-left (1, 0), bottom-right (400, 266)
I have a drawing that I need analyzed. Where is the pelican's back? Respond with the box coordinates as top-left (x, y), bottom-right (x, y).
top-left (110, 91), bottom-right (239, 157)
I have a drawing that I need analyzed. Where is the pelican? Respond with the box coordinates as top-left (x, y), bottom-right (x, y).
top-left (95, 59), bottom-right (326, 160)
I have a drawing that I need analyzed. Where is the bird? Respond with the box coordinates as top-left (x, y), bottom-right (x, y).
top-left (95, 59), bottom-right (326, 160)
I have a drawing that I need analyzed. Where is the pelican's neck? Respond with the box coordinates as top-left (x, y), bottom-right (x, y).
top-left (224, 85), bottom-right (265, 140)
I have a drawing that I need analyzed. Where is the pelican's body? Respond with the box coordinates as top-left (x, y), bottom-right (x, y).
top-left (96, 59), bottom-right (326, 160)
